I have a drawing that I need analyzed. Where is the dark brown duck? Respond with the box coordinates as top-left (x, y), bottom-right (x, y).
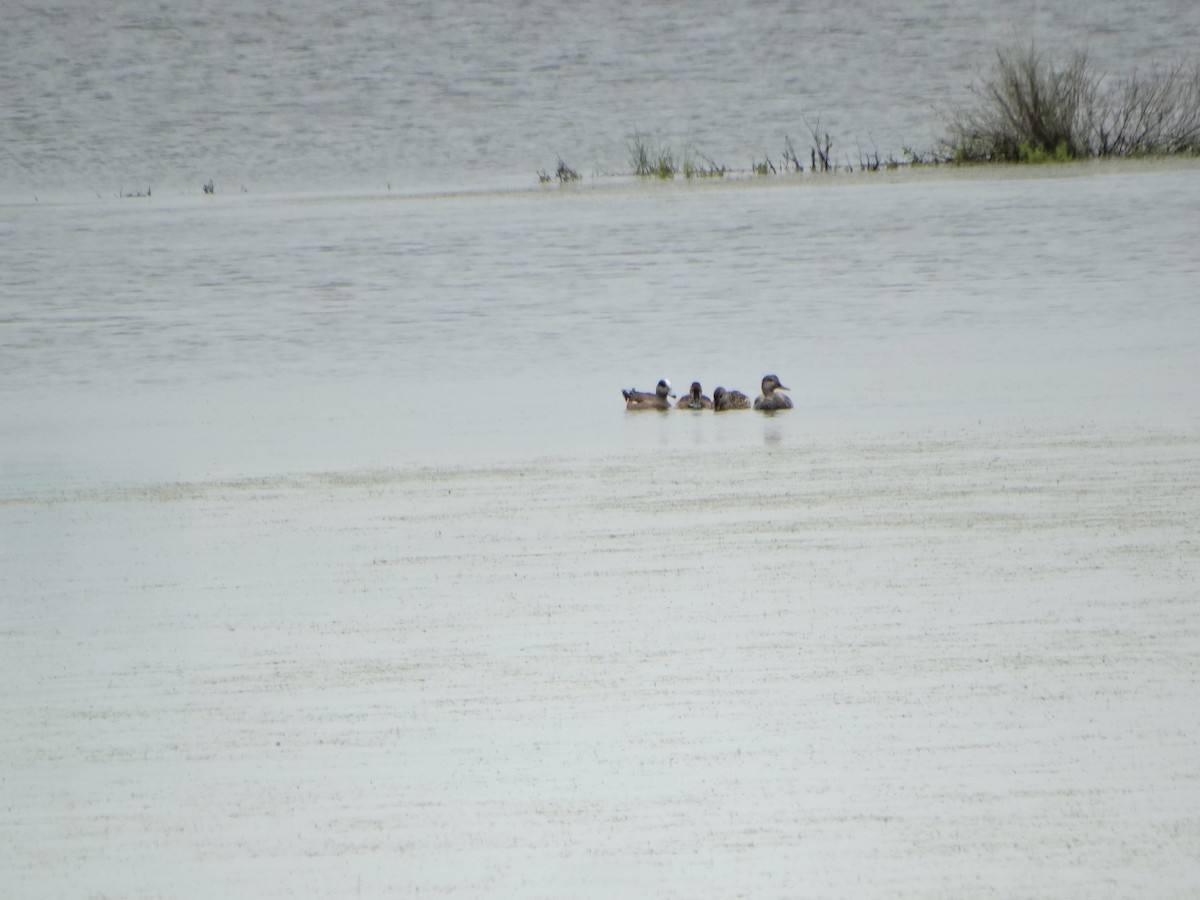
top-left (676, 382), bottom-right (714, 410)
top-left (753, 374), bottom-right (793, 411)
top-left (712, 386), bottom-right (750, 411)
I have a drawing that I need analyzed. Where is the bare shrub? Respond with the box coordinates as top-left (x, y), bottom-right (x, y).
top-left (1086, 62), bottom-right (1200, 156)
top-left (948, 44), bottom-right (1200, 162)
top-left (947, 44), bottom-right (1093, 162)
top-left (804, 117), bottom-right (836, 171)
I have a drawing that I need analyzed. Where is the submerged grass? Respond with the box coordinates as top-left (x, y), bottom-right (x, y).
top-left (627, 132), bottom-right (678, 179)
top-left (538, 156), bottom-right (583, 183)
top-left (624, 132), bottom-right (728, 179)
top-left (681, 149), bottom-right (727, 179)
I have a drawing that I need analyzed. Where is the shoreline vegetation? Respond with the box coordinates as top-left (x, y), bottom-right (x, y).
top-left (543, 44), bottom-right (1200, 184)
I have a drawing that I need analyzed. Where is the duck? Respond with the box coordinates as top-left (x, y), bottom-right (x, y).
top-left (622, 379), bottom-right (674, 410)
top-left (712, 386), bottom-right (751, 410)
top-left (753, 374), bottom-right (793, 411)
top-left (676, 382), bottom-right (714, 410)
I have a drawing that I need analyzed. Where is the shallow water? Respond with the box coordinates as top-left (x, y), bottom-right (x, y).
top-left (3, 429), bottom-right (1198, 898)
top-left (3, 164), bottom-right (1199, 900)
top-left (3, 163), bottom-right (1199, 491)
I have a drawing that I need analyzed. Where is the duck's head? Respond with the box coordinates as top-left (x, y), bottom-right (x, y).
top-left (656, 379), bottom-right (674, 399)
top-left (761, 374), bottom-right (789, 394)
top-left (688, 381), bottom-right (704, 399)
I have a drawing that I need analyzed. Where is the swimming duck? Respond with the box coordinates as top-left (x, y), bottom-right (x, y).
top-left (753, 374), bottom-right (793, 411)
top-left (622, 379), bottom-right (674, 410)
top-left (676, 381), bottom-right (714, 410)
top-left (712, 386), bottom-right (751, 410)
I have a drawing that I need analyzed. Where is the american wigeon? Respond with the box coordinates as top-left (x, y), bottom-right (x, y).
top-left (622, 379), bottom-right (674, 410)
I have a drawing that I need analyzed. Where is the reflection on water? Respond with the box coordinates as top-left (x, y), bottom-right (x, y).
top-left (762, 420), bottom-right (786, 448)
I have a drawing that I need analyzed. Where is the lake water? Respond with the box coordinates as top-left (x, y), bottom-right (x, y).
top-left (2, 2), bottom-right (1199, 898)
top-left (4, 0), bottom-right (1200, 199)
top-left (4, 0), bottom-right (1199, 490)
top-left (3, 162), bottom-right (1198, 491)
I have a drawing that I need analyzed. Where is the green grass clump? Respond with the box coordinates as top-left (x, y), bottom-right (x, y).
top-left (627, 132), bottom-right (725, 179)
top-left (627, 131), bottom-right (659, 177)
top-left (1018, 140), bottom-right (1073, 164)
top-left (681, 149), bottom-right (726, 179)
top-left (652, 151), bottom-right (677, 179)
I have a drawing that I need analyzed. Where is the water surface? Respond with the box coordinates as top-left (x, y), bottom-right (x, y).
top-left (4, 0), bottom-right (1199, 199)
top-left (2, 4), bottom-right (1200, 897)
top-left (3, 164), bottom-right (1198, 491)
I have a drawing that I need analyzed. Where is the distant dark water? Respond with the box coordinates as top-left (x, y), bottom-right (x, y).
top-left (3, 0), bottom-right (1198, 199)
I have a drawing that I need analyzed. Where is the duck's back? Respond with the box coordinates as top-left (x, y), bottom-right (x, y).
top-left (623, 388), bottom-right (669, 410)
top-left (715, 389), bottom-right (750, 411)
